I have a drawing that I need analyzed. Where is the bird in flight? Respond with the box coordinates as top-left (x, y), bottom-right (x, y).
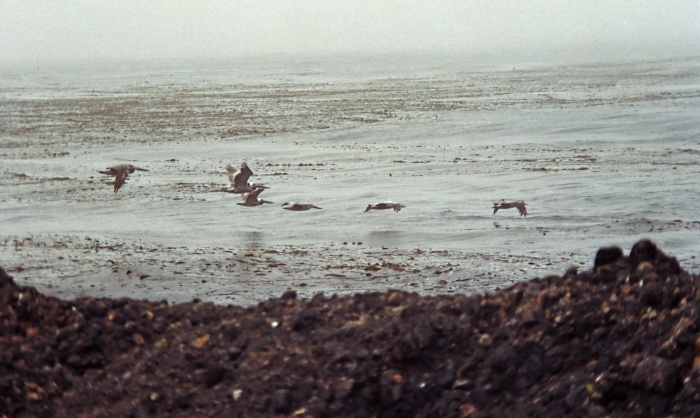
top-left (282, 202), bottom-right (322, 211)
top-left (237, 188), bottom-right (274, 207)
top-left (224, 162), bottom-right (269, 194)
top-left (98, 164), bottom-right (149, 193)
top-left (493, 199), bottom-right (527, 217)
top-left (364, 201), bottom-right (405, 212)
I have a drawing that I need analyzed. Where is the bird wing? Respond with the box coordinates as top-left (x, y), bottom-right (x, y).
top-left (240, 188), bottom-right (264, 204)
top-left (249, 188), bottom-right (265, 199)
top-left (232, 163), bottom-right (253, 189)
top-left (493, 200), bottom-right (503, 214)
top-left (113, 171), bottom-right (129, 193)
top-left (516, 201), bottom-right (527, 216)
top-left (99, 166), bottom-right (119, 176)
top-left (225, 164), bottom-right (238, 187)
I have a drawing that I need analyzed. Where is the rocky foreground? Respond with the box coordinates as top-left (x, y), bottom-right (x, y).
top-left (2, 240), bottom-right (700, 417)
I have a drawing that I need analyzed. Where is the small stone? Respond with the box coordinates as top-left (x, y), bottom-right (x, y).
top-left (132, 333), bottom-right (145, 345)
top-left (231, 389), bottom-right (242, 401)
top-left (192, 334), bottom-right (210, 348)
top-left (460, 404), bottom-right (478, 416)
top-left (478, 333), bottom-right (493, 347)
top-left (453, 379), bottom-right (474, 390)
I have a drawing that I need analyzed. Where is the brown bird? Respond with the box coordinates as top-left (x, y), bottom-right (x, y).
top-left (364, 201), bottom-right (405, 212)
top-left (237, 188), bottom-right (274, 207)
top-left (223, 162), bottom-right (269, 194)
top-left (493, 199), bottom-right (527, 217)
top-left (282, 202), bottom-right (322, 211)
top-left (98, 164), bottom-right (149, 193)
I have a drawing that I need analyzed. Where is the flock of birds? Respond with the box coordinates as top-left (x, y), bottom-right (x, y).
top-left (98, 162), bottom-right (527, 216)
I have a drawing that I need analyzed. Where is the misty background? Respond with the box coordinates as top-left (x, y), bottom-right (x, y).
top-left (2, 0), bottom-right (698, 66)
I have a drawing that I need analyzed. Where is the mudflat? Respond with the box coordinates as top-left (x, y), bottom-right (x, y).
top-left (2, 54), bottom-right (699, 306)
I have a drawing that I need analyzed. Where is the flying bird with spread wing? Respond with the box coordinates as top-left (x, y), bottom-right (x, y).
top-left (237, 188), bottom-right (274, 207)
top-left (98, 164), bottom-right (149, 193)
top-left (364, 201), bottom-right (406, 213)
top-left (223, 162), bottom-right (269, 194)
top-left (493, 199), bottom-right (527, 217)
top-left (282, 202), bottom-right (322, 211)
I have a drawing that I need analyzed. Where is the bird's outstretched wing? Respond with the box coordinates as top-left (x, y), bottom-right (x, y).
top-left (227, 163), bottom-right (254, 189)
top-left (249, 188), bottom-right (265, 199)
top-left (113, 171), bottom-right (129, 193)
top-left (225, 164), bottom-right (237, 187)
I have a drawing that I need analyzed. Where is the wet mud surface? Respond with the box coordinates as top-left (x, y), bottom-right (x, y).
top-left (2, 55), bottom-right (699, 306)
top-left (2, 234), bottom-right (579, 306)
top-left (2, 240), bottom-right (700, 416)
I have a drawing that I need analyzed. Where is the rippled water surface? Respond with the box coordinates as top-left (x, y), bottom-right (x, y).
top-left (2, 54), bottom-right (699, 305)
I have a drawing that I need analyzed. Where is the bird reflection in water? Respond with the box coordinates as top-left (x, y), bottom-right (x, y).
top-left (243, 231), bottom-right (265, 251)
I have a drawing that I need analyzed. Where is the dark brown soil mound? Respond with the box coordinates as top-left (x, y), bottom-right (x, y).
top-left (2, 239), bottom-right (700, 417)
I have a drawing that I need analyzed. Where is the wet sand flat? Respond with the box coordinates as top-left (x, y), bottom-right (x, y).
top-left (1, 54), bottom-right (699, 305)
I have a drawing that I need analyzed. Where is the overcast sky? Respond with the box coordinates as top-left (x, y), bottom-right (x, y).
top-left (1, 1), bottom-right (698, 64)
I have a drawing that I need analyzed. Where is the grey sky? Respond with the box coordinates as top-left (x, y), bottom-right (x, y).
top-left (1, 1), bottom-right (698, 63)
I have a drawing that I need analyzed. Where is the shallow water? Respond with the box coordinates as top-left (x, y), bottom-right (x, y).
top-left (2, 54), bottom-right (699, 305)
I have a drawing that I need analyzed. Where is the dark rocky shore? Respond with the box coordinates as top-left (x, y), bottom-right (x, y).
top-left (2, 239), bottom-right (700, 417)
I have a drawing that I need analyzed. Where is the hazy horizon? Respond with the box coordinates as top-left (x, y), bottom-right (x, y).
top-left (2, 1), bottom-right (699, 67)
